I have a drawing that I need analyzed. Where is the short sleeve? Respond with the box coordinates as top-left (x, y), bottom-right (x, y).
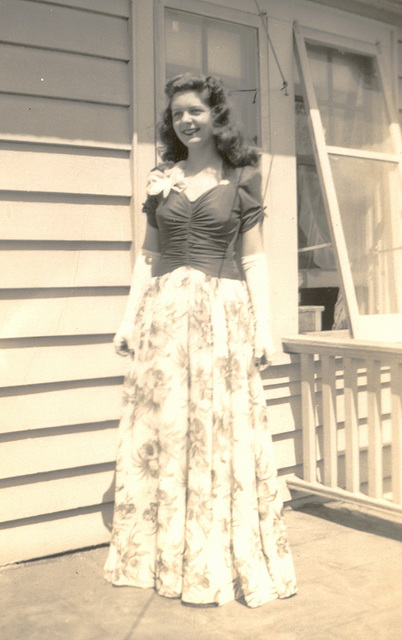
top-left (237, 165), bottom-right (265, 233)
top-left (142, 166), bottom-right (164, 229)
top-left (142, 193), bottom-right (159, 229)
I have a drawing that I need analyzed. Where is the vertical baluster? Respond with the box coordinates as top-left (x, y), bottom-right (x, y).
top-left (301, 352), bottom-right (317, 483)
top-left (321, 354), bottom-right (337, 487)
top-left (367, 359), bottom-right (383, 499)
top-left (343, 357), bottom-right (360, 493)
top-left (390, 360), bottom-right (402, 504)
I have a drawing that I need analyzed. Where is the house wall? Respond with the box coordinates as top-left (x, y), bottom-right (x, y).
top-left (398, 28), bottom-right (402, 128)
top-left (0, 0), bottom-right (133, 564)
top-left (0, 0), bottom-right (400, 565)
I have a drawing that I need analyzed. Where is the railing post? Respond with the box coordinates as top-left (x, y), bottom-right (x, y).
top-left (321, 354), bottom-right (338, 487)
top-left (300, 353), bottom-right (317, 483)
top-left (343, 357), bottom-right (360, 494)
top-left (367, 359), bottom-right (383, 499)
top-left (390, 361), bottom-right (402, 504)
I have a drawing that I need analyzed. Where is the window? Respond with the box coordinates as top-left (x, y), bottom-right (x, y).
top-left (163, 8), bottom-right (260, 145)
top-left (294, 24), bottom-right (402, 341)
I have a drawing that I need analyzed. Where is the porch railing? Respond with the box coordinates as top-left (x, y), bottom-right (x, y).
top-left (282, 334), bottom-right (402, 523)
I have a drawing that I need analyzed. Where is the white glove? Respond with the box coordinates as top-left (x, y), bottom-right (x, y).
top-left (113, 249), bottom-right (160, 357)
top-left (241, 252), bottom-right (276, 369)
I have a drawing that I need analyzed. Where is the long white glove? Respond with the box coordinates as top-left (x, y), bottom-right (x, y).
top-left (241, 252), bottom-right (276, 368)
top-left (113, 249), bottom-right (160, 357)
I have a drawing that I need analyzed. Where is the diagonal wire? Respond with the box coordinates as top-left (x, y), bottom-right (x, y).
top-left (252, 0), bottom-right (290, 202)
top-left (253, 0), bottom-right (289, 96)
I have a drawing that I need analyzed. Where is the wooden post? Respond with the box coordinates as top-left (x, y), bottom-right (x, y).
top-left (300, 353), bottom-right (317, 482)
top-left (343, 357), bottom-right (360, 493)
top-left (321, 354), bottom-right (338, 487)
top-left (390, 361), bottom-right (402, 504)
top-left (367, 359), bottom-right (383, 499)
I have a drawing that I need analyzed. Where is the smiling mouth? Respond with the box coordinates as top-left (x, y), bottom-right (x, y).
top-left (182, 128), bottom-right (199, 136)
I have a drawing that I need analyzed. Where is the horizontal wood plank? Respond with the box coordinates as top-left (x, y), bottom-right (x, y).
top-left (0, 45), bottom-right (130, 105)
top-left (0, 468), bottom-right (300, 527)
top-left (0, 340), bottom-right (127, 387)
top-left (0, 420), bottom-right (299, 479)
top-left (283, 334), bottom-right (402, 361)
top-left (0, 291), bottom-right (127, 338)
top-left (0, 466), bottom-right (115, 522)
top-left (38, 0), bottom-right (130, 18)
top-left (0, 425), bottom-right (118, 479)
top-left (0, 506), bottom-right (113, 566)
top-left (0, 381), bottom-right (123, 434)
top-left (0, 146), bottom-right (131, 195)
top-left (0, 198), bottom-right (132, 241)
top-left (264, 378), bottom-right (301, 401)
top-left (266, 396), bottom-right (302, 436)
top-left (0, 244), bottom-right (132, 288)
top-left (0, 95), bottom-right (131, 149)
top-left (262, 362), bottom-right (305, 385)
top-left (0, 1), bottom-right (130, 59)
top-left (273, 431), bottom-right (302, 470)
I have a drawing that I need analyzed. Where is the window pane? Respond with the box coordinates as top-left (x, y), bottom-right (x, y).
top-left (165, 13), bottom-right (202, 76)
top-left (329, 155), bottom-right (402, 314)
top-left (306, 43), bottom-right (393, 153)
top-left (164, 9), bottom-right (259, 144)
top-left (207, 27), bottom-right (246, 84)
top-left (295, 99), bottom-right (336, 271)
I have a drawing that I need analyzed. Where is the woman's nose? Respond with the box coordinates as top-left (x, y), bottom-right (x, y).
top-left (181, 110), bottom-right (192, 124)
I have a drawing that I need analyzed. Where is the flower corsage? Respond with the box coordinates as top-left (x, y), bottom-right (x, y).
top-left (146, 162), bottom-right (188, 198)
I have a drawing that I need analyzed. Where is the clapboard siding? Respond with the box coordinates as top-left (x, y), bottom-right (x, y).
top-left (0, 507), bottom-right (114, 566)
top-left (0, 96), bottom-right (131, 149)
top-left (0, 380), bottom-right (123, 434)
top-left (0, 1), bottom-right (129, 59)
top-left (0, 146), bottom-right (131, 194)
top-left (398, 36), bottom-right (402, 128)
top-left (0, 45), bottom-right (130, 105)
top-left (0, 290), bottom-right (128, 338)
top-left (1, 424), bottom-right (118, 479)
top-left (0, 197), bottom-right (132, 241)
top-left (0, 243), bottom-right (131, 288)
top-left (0, 0), bottom-right (132, 565)
top-left (1, 339), bottom-right (126, 387)
top-left (0, 465), bottom-right (116, 523)
top-left (32, 0), bottom-right (130, 17)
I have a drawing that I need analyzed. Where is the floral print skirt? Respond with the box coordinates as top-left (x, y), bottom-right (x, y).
top-left (104, 267), bottom-right (297, 607)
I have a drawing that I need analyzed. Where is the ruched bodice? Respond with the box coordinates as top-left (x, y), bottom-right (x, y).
top-left (143, 164), bottom-right (264, 279)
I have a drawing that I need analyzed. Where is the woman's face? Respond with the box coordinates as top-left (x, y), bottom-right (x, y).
top-left (170, 90), bottom-right (214, 151)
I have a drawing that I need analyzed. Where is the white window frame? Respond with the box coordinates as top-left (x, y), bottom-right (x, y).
top-left (294, 22), bottom-right (402, 341)
top-left (154, 0), bottom-right (269, 154)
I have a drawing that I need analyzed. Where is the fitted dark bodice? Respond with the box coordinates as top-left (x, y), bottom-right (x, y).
top-left (143, 165), bottom-right (264, 280)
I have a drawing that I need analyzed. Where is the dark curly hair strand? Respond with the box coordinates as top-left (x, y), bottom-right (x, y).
top-left (157, 73), bottom-right (260, 168)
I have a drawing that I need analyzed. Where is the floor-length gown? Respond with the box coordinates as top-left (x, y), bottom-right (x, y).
top-left (104, 163), bottom-right (297, 608)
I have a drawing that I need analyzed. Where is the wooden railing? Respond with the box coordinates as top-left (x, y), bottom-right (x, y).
top-left (282, 334), bottom-right (402, 522)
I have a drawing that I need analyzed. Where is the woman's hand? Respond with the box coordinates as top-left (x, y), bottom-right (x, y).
top-left (113, 320), bottom-right (135, 357)
top-left (254, 320), bottom-right (276, 369)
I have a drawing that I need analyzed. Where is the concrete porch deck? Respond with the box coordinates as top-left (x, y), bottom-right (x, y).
top-left (1, 501), bottom-right (401, 640)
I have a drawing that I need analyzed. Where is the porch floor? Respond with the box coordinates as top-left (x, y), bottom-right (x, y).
top-left (1, 501), bottom-right (401, 640)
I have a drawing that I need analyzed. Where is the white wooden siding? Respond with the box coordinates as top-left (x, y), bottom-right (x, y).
top-left (398, 31), bottom-right (402, 128)
top-left (0, 0), bottom-right (132, 565)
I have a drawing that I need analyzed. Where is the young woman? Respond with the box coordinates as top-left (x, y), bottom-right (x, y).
top-left (104, 73), bottom-right (297, 608)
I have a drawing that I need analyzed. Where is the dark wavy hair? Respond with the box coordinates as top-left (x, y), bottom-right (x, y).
top-left (157, 73), bottom-right (260, 167)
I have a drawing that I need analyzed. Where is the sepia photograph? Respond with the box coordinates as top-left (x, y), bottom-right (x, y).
top-left (0, 0), bottom-right (401, 638)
